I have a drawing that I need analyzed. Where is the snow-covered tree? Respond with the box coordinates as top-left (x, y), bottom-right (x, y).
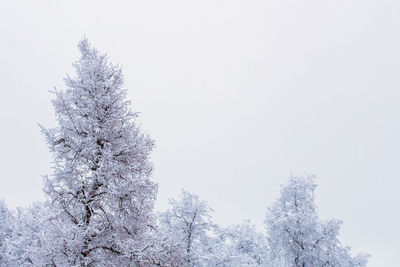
top-left (0, 199), bottom-right (13, 265)
top-left (158, 190), bottom-right (213, 266)
top-left (222, 220), bottom-right (267, 266)
top-left (39, 38), bottom-right (157, 266)
top-left (265, 175), bottom-right (369, 267)
top-left (145, 226), bottom-right (186, 266)
top-left (206, 220), bottom-right (267, 267)
top-left (6, 202), bottom-right (53, 266)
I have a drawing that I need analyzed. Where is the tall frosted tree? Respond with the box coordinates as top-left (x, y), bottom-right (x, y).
top-left (265, 175), bottom-right (369, 267)
top-left (40, 38), bottom-right (157, 266)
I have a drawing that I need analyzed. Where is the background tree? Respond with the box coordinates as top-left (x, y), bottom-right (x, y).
top-left (5, 202), bottom-right (54, 266)
top-left (0, 200), bottom-right (13, 265)
top-left (158, 190), bottom-right (213, 266)
top-left (204, 220), bottom-right (268, 267)
top-left (40, 38), bottom-right (157, 266)
top-left (145, 225), bottom-right (186, 266)
top-left (265, 175), bottom-right (369, 267)
top-left (221, 220), bottom-right (267, 266)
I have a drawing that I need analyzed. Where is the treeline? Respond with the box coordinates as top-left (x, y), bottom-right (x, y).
top-left (0, 39), bottom-right (368, 267)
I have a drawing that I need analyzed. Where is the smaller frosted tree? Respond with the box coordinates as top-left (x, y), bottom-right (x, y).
top-left (226, 221), bottom-right (267, 266)
top-left (158, 190), bottom-right (213, 266)
top-left (145, 225), bottom-right (186, 266)
top-left (265, 175), bottom-right (369, 267)
top-left (208, 220), bottom-right (267, 266)
top-left (0, 200), bottom-right (13, 265)
top-left (5, 202), bottom-right (53, 266)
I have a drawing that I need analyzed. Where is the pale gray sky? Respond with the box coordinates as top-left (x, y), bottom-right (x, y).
top-left (1, 1), bottom-right (399, 266)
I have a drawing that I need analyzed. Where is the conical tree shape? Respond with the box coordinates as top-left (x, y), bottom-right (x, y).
top-left (41, 38), bottom-right (157, 266)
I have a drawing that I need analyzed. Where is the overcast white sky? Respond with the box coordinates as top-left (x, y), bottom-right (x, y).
top-left (1, 1), bottom-right (399, 266)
